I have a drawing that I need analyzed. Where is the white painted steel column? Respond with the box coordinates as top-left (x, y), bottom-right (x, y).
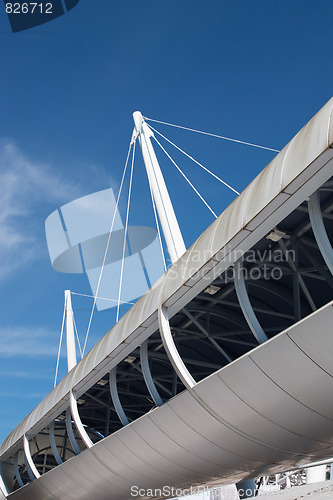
top-left (65, 290), bottom-right (77, 372)
top-left (133, 111), bottom-right (186, 264)
top-left (65, 293), bottom-right (93, 451)
top-left (134, 112), bottom-right (192, 396)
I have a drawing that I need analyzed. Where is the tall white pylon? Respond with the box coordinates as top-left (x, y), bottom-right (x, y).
top-left (65, 290), bottom-right (77, 372)
top-left (133, 111), bottom-right (186, 265)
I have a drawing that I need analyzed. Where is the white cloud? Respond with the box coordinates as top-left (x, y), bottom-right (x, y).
top-left (0, 138), bottom-right (118, 282)
top-left (0, 325), bottom-right (60, 357)
top-left (0, 392), bottom-right (49, 400)
top-left (0, 369), bottom-right (52, 380)
top-left (0, 139), bottom-right (84, 280)
top-left (0, 138), bottom-right (80, 207)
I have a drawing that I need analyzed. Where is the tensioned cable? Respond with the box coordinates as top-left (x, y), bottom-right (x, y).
top-left (82, 140), bottom-right (133, 356)
top-left (54, 301), bottom-right (66, 387)
top-left (144, 116), bottom-right (280, 153)
top-left (146, 160), bottom-right (167, 272)
top-left (116, 140), bottom-right (136, 323)
top-left (147, 123), bottom-right (240, 196)
top-left (71, 291), bottom-right (134, 305)
top-left (153, 135), bottom-right (218, 219)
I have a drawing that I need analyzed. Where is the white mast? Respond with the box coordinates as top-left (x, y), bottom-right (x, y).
top-left (65, 290), bottom-right (77, 371)
top-left (133, 111), bottom-right (186, 265)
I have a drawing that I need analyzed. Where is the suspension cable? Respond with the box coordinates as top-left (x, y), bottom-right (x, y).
top-left (147, 123), bottom-right (240, 196)
top-left (71, 291), bottom-right (134, 305)
top-left (82, 139), bottom-right (133, 356)
top-left (116, 140), bottom-right (136, 322)
top-left (144, 116), bottom-right (280, 153)
top-left (54, 300), bottom-right (66, 387)
top-left (153, 136), bottom-right (217, 218)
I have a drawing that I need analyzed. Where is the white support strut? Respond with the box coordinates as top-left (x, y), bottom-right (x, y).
top-left (308, 190), bottom-right (333, 275)
top-left (234, 260), bottom-right (268, 344)
top-left (0, 462), bottom-right (9, 496)
top-left (69, 391), bottom-right (93, 449)
top-left (49, 420), bottom-right (63, 465)
top-left (65, 290), bottom-right (77, 372)
top-left (109, 368), bottom-right (129, 426)
top-left (13, 452), bottom-right (24, 488)
top-left (140, 340), bottom-right (164, 406)
top-left (158, 305), bottom-right (196, 390)
top-left (23, 434), bottom-right (40, 480)
top-left (65, 408), bottom-right (81, 455)
top-left (133, 111), bottom-right (186, 264)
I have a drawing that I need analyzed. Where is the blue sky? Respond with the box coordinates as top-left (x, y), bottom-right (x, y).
top-left (1, 0), bottom-right (333, 444)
